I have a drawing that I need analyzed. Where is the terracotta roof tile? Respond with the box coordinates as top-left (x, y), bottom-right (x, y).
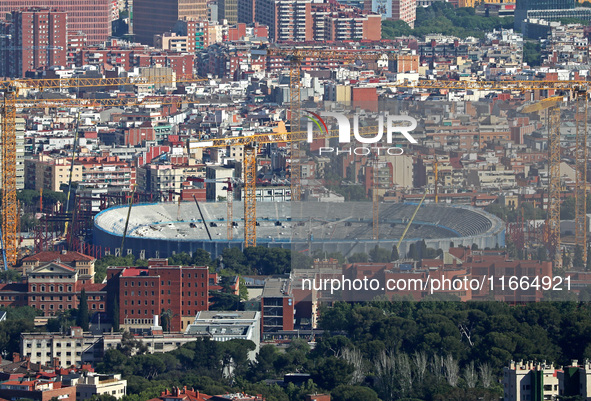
top-left (23, 251), bottom-right (95, 263)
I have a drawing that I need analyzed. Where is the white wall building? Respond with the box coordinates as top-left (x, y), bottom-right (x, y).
top-left (185, 311), bottom-right (261, 360)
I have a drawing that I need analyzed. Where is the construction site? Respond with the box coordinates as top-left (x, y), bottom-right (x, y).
top-left (0, 49), bottom-right (588, 270)
top-left (92, 201), bottom-right (505, 259)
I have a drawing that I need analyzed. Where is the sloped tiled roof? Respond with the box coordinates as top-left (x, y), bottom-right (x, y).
top-left (23, 251), bottom-right (95, 263)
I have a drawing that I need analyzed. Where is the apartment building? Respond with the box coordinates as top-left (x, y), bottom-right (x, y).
top-left (106, 259), bottom-right (210, 332)
top-left (0, 9), bottom-right (67, 78)
top-left (0, 0), bottom-right (111, 44)
top-left (255, 0), bottom-right (313, 42)
top-left (0, 378), bottom-right (76, 401)
top-left (25, 155), bottom-right (83, 192)
top-left (133, 0), bottom-right (207, 45)
top-left (391, 0), bottom-right (416, 28)
top-left (67, 373), bottom-right (127, 400)
top-left (22, 326), bottom-right (211, 368)
top-left (154, 19), bottom-right (211, 52)
top-left (503, 360), bottom-right (561, 401)
top-left (258, 278), bottom-right (294, 333)
top-left (138, 162), bottom-right (201, 201)
top-left (0, 116), bottom-right (26, 190)
top-left (76, 156), bottom-right (136, 192)
top-left (219, 0), bottom-right (239, 23)
top-left (311, 5), bottom-right (381, 41)
top-left (21, 327), bottom-right (103, 368)
top-left (205, 165), bottom-right (235, 201)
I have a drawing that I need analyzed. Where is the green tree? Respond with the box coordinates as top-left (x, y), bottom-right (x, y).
top-left (209, 291), bottom-right (241, 311)
top-left (0, 306), bottom-right (41, 321)
top-left (537, 247), bottom-right (548, 262)
top-left (239, 277), bottom-right (248, 301)
top-left (573, 245), bottom-right (584, 268)
top-left (0, 269), bottom-right (22, 282)
top-left (348, 253), bottom-right (369, 263)
top-left (523, 41), bottom-right (542, 66)
top-left (77, 288), bottom-right (90, 331)
top-left (292, 252), bottom-right (313, 269)
top-left (311, 357), bottom-right (354, 390)
top-left (117, 331), bottom-right (148, 356)
top-left (17, 189), bottom-right (66, 211)
top-left (382, 20), bottom-right (413, 38)
top-left (382, 3), bottom-right (514, 40)
top-left (248, 344), bottom-right (279, 381)
top-left (17, 189), bottom-right (39, 208)
top-left (20, 213), bottom-right (39, 231)
top-left (563, 249), bottom-right (571, 269)
top-left (46, 310), bottom-right (76, 333)
top-left (561, 197), bottom-right (576, 220)
top-left (168, 252), bottom-right (192, 266)
top-left (219, 247), bottom-right (249, 274)
top-left (0, 319), bottom-right (35, 356)
top-left (369, 246), bottom-right (391, 263)
top-left (391, 246), bottom-right (399, 261)
top-left (219, 339), bottom-right (256, 378)
top-left (408, 243), bottom-right (418, 260)
top-left (219, 276), bottom-right (236, 293)
top-left (331, 385), bottom-right (380, 401)
top-left (506, 239), bottom-right (517, 258)
top-left (94, 254), bottom-right (137, 283)
top-left (191, 249), bottom-right (212, 266)
top-left (160, 309), bottom-right (173, 332)
top-left (111, 295), bottom-right (120, 331)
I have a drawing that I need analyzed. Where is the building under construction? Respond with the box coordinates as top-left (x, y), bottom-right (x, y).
top-left (93, 201), bottom-right (505, 259)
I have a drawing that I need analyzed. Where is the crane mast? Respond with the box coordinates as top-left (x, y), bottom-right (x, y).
top-left (1, 87), bottom-right (18, 266)
top-left (575, 91), bottom-right (588, 266)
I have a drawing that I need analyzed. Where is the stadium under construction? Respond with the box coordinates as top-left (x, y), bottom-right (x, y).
top-left (93, 201), bottom-right (505, 259)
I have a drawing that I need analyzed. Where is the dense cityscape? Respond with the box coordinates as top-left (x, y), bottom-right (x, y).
top-left (0, 0), bottom-right (591, 399)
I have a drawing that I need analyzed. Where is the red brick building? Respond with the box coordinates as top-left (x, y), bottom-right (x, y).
top-left (0, 8), bottom-right (67, 78)
top-left (227, 22), bottom-right (268, 41)
top-left (27, 262), bottom-right (105, 314)
top-left (0, 0), bottom-right (112, 44)
top-left (0, 260), bottom-right (106, 316)
top-left (124, 122), bottom-right (156, 146)
top-left (260, 278), bottom-right (294, 333)
top-left (106, 259), bottom-right (210, 332)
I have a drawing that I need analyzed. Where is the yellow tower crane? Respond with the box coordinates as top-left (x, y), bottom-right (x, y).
top-left (521, 96), bottom-right (565, 268)
top-left (0, 76), bottom-right (207, 265)
top-left (1, 87), bottom-right (17, 266)
top-left (575, 90), bottom-right (588, 265)
top-left (371, 152), bottom-right (380, 241)
top-left (434, 155), bottom-right (439, 204)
